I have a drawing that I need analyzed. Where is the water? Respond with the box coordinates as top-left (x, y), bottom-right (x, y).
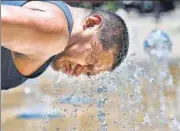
top-left (143, 29), bottom-right (180, 130)
top-left (19, 83), bottom-right (62, 117)
top-left (97, 86), bottom-right (108, 131)
top-left (144, 29), bottom-right (172, 61)
top-left (16, 29), bottom-right (180, 131)
top-left (16, 80), bottom-right (64, 131)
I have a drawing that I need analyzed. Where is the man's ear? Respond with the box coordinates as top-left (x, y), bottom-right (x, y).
top-left (83, 14), bottom-right (102, 30)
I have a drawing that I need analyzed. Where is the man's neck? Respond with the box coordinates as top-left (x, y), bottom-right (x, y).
top-left (66, 5), bottom-right (91, 47)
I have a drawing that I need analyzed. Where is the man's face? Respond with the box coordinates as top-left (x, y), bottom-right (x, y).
top-left (51, 14), bottom-right (115, 76)
top-left (51, 40), bottom-right (114, 76)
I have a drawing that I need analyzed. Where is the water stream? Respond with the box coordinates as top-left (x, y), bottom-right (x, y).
top-left (17, 29), bottom-right (180, 131)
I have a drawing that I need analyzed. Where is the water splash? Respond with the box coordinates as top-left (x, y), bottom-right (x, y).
top-left (58, 95), bottom-right (93, 105)
top-left (114, 54), bottom-right (146, 129)
top-left (19, 29), bottom-right (180, 130)
top-left (143, 29), bottom-right (180, 130)
top-left (97, 86), bottom-right (108, 131)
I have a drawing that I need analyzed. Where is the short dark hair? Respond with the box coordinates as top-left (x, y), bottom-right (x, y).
top-left (90, 9), bottom-right (129, 70)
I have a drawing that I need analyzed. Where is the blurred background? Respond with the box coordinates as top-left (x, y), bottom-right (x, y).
top-left (2, 1), bottom-right (180, 131)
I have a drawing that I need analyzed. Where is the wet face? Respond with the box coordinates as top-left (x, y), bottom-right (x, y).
top-left (51, 14), bottom-right (115, 76)
top-left (52, 42), bottom-right (114, 76)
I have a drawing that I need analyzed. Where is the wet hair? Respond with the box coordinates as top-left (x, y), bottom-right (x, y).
top-left (89, 9), bottom-right (129, 70)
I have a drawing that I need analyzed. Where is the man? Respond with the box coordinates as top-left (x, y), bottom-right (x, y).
top-left (1, 1), bottom-right (129, 90)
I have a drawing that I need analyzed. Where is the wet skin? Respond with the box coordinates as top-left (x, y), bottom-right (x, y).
top-left (51, 41), bottom-right (115, 76)
top-left (2, 1), bottom-right (116, 77)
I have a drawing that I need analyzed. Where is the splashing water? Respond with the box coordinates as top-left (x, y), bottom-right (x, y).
top-left (50, 52), bottom-right (150, 130)
top-left (19, 29), bottom-right (180, 131)
top-left (143, 29), bottom-right (180, 130)
top-left (96, 86), bottom-right (108, 131)
top-left (19, 80), bottom-right (63, 131)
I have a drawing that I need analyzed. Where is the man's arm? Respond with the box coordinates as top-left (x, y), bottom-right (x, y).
top-left (1, 1), bottom-right (68, 55)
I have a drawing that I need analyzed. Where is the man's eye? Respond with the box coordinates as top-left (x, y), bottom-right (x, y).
top-left (87, 65), bottom-right (94, 70)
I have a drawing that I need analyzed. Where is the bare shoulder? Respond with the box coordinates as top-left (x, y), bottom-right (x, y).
top-left (22, 1), bottom-right (69, 33)
top-left (1, 1), bottom-right (70, 56)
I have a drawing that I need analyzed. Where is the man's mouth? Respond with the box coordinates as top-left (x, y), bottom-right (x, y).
top-left (63, 63), bottom-right (79, 76)
top-left (64, 64), bottom-right (88, 76)
top-left (63, 63), bottom-right (75, 75)
top-left (64, 67), bottom-right (73, 75)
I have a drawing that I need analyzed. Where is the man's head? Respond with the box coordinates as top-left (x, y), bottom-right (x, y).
top-left (52, 7), bottom-right (129, 76)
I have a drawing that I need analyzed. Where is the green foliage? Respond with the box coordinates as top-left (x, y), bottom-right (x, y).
top-left (104, 1), bottom-right (120, 12)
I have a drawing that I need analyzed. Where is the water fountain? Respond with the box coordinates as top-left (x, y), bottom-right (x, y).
top-left (15, 79), bottom-right (63, 131)
top-left (16, 79), bottom-right (63, 119)
top-left (13, 29), bottom-right (180, 131)
top-left (143, 29), bottom-right (180, 130)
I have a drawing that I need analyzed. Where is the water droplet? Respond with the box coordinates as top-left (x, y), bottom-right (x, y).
top-left (113, 121), bottom-right (120, 125)
top-left (56, 126), bottom-right (60, 131)
top-left (84, 121), bottom-right (88, 124)
top-left (90, 115), bottom-right (95, 120)
top-left (178, 125), bottom-right (180, 130)
top-left (149, 78), bottom-right (155, 83)
top-left (72, 127), bottom-right (77, 130)
top-left (24, 87), bottom-right (31, 94)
